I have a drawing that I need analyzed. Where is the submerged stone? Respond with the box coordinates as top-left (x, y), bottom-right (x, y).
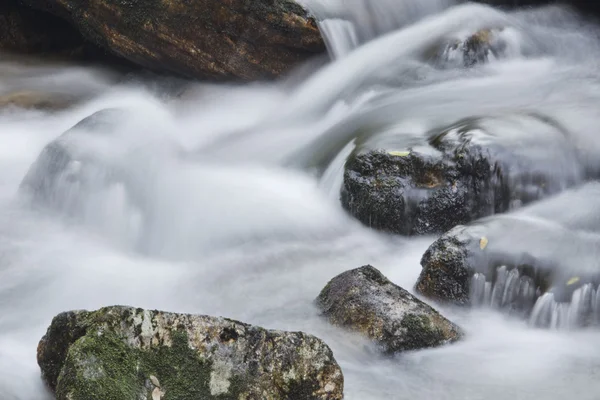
top-left (341, 114), bottom-right (584, 235)
top-left (436, 28), bottom-right (507, 67)
top-left (415, 182), bottom-right (600, 327)
top-left (37, 306), bottom-right (344, 400)
top-left (316, 265), bottom-right (462, 354)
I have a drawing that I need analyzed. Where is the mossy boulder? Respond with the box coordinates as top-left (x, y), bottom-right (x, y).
top-left (316, 265), bottom-right (462, 354)
top-left (37, 306), bottom-right (344, 400)
top-left (416, 182), bottom-right (600, 314)
top-left (341, 115), bottom-right (584, 235)
top-left (21, 0), bottom-right (325, 81)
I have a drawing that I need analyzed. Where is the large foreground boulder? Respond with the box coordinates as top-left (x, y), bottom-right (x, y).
top-left (37, 306), bottom-right (344, 400)
top-left (316, 265), bottom-right (462, 353)
top-left (342, 114), bottom-right (584, 235)
top-left (415, 182), bottom-right (600, 327)
top-left (22, 0), bottom-right (325, 81)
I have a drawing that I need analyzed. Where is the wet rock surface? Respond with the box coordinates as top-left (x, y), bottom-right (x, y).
top-left (316, 265), bottom-right (462, 353)
top-left (435, 29), bottom-right (507, 68)
top-left (0, 90), bottom-right (76, 110)
top-left (22, 0), bottom-right (325, 81)
top-left (37, 306), bottom-right (344, 400)
top-left (415, 182), bottom-right (600, 327)
top-left (342, 114), bottom-right (584, 235)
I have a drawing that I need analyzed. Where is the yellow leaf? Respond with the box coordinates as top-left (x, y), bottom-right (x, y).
top-left (479, 237), bottom-right (488, 250)
top-left (388, 150), bottom-right (410, 157)
top-left (150, 375), bottom-right (160, 388)
top-left (566, 277), bottom-right (580, 286)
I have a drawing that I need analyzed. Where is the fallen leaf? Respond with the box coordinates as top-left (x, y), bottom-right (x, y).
top-left (150, 375), bottom-right (160, 388)
top-left (388, 150), bottom-right (410, 157)
top-left (152, 387), bottom-right (161, 400)
top-left (567, 277), bottom-right (580, 286)
top-left (479, 237), bottom-right (488, 250)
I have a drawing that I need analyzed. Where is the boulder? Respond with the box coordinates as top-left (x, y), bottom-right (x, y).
top-left (341, 114), bottom-right (584, 235)
top-left (22, 0), bottom-right (326, 81)
top-left (20, 109), bottom-right (126, 208)
top-left (415, 182), bottom-right (600, 327)
top-left (37, 306), bottom-right (344, 400)
top-left (316, 265), bottom-right (462, 354)
top-left (0, 0), bottom-right (83, 54)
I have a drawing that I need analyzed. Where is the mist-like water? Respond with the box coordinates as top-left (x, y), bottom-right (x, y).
top-left (2, 1), bottom-right (600, 399)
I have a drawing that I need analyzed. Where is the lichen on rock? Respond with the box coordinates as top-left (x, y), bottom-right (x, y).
top-left (37, 306), bottom-right (344, 400)
top-left (316, 265), bottom-right (462, 354)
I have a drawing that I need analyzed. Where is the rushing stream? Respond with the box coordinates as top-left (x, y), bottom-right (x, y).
top-left (2, 1), bottom-right (600, 399)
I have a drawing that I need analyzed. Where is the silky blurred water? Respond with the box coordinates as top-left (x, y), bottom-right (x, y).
top-left (1, 1), bottom-right (600, 399)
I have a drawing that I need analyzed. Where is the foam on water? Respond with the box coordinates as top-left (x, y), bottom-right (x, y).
top-left (2, 2), bottom-right (600, 400)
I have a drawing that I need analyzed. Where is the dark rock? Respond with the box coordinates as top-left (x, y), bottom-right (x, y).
top-left (415, 182), bottom-right (600, 326)
top-left (22, 0), bottom-right (326, 81)
top-left (316, 265), bottom-right (462, 354)
top-left (38, 306), bottom-right (344, 400)
top-left (0, 0), bottom-right (83, 54)
top-left (341, 115), bottom-right (583, 235)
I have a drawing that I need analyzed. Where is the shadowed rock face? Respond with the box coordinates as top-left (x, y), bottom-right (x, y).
top-left (22, 0), bottom-right (326, 80)
top-left (0, 0), bottom-right (83, 54)
top-left (316, 265), bottom-right (462, 354)
top-left (416, 182), bottom-right (600, 314)
top-left (38, 306), bottom-right (344, 400)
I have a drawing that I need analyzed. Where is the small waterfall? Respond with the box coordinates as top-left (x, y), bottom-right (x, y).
top-left (471, 266), bottom-right (600, 329)
top-left (530, 283), bottom-right (600, 329)
top-left (470, 266), bottom-right (537, 313)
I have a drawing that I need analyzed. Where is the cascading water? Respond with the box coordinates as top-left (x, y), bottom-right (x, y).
top-left (2, 1), bottom-right (600, 400)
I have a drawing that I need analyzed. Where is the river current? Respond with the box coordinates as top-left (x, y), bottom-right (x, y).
top-left (1, 1), bottom-right (600, 399)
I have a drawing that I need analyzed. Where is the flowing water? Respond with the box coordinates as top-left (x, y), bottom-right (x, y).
top-left (2, 1), bottom-right (600, 399)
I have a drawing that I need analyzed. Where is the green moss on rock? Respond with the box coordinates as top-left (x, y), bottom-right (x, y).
top-left (38, 306), bottom-right (344, 400)
top-left (316, 265), bottom-right (462, 354)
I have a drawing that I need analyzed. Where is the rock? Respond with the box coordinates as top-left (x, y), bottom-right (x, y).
top-left (22, 0), bottom-right (326, 81)
top-left (316, 265), bottom-right (462, 354)
top-left (436, 28), bottom-right (506, 68)
top-left (0, 0), bottom-right (84, 54)
top-left (0, 90), bottom-right (75, 110)
top-left (415, 182), bottom-right (600, 326)
top-left (37, 306), bottom-right (344, 400)
top-left (20, 109), bottom-right (126, 208)
top-left (341, 114), bottom-right (584, 235)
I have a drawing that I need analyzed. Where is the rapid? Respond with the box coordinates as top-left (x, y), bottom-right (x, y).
top-left (1, 0), bottom-right (600, 399)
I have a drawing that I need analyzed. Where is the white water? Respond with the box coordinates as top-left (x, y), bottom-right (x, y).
top-left (2, 1), bottom-right (600, 399)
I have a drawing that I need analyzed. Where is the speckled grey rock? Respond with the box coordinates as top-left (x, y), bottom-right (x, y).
top-left (316, 265), bottom-right (462, 354)
top-left (37, 306), bottom-right (344, 400)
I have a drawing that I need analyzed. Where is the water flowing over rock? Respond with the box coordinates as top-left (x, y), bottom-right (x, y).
top-left (316, 265), bottom-right (462, 353)
top-left (37, 306), bottom-right (344, 400)
top-left (21, 0), bottom-right (325, 81)
top-left (435, 28), bottom-right (507, 67)
top-left (341, 114), bottom-right (584, 235)
top-left (415, 182), bottom-right (600, 328)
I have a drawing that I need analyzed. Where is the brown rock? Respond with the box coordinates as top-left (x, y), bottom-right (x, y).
top-left (22, 0), bottom-right (326, 81)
